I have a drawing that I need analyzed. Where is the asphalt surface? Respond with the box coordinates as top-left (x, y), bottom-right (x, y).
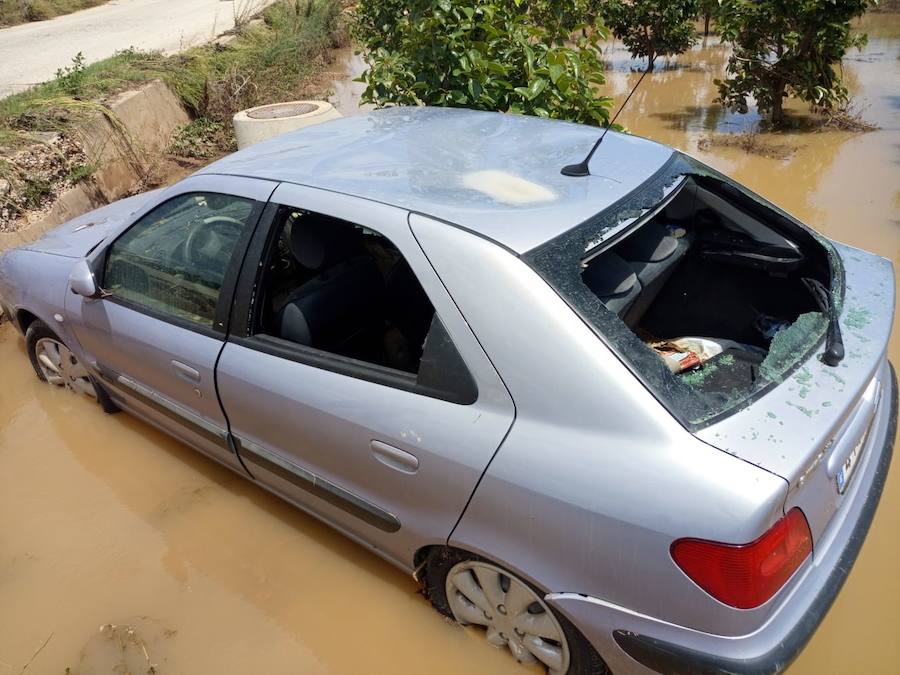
top-left (0, 0), bottom-right (276, 98)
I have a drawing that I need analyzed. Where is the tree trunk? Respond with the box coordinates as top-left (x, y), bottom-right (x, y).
top-left (771, 89), bottom-right (785, 126)
top-left (646, 51), bottom-right (656, 72)
top-left (703, 13), bottom-right (711, 37)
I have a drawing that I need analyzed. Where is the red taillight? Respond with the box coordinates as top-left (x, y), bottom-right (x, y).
top-left (671, 508), bottom-right (812, 609)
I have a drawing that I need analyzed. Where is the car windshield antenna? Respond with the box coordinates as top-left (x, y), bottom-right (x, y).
top-left (561, 68), bottom-right (650, 177)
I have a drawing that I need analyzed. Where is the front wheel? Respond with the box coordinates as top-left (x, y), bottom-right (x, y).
top-left (425, 548), bottom-right (610, 675)
top-left (25, 320), bottom-right (119, 413)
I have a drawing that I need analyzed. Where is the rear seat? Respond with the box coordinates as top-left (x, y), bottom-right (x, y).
top-left (582, 251), bottom-right (641, 318)
top-left (582, 220), bottom-right (691, 326)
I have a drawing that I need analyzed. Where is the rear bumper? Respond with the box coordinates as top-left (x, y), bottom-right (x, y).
top-left (549, 361), bottom-right (896, 675)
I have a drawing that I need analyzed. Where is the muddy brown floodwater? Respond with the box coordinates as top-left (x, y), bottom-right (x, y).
top-left (2, 14), bottom-right (899, 675)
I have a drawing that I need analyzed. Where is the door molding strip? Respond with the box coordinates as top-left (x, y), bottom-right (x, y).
top-left (235, 435), bottom-right (402, 533)
top-left (96, 363), bottom-right (231, 451)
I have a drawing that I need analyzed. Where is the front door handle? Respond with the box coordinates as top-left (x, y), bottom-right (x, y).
top-left (171, 360), bottom-right (201, 383)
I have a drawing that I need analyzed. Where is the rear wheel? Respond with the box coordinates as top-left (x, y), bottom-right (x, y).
top-left (425, 548), bottom-right (610, 675)
top-left (26, 320), bottom-right (119, 413)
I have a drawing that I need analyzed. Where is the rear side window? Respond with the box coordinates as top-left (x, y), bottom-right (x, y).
top-left (105, 193), bottom-right (256, 327)
top-left (246, 206), bottom-right (476, 403)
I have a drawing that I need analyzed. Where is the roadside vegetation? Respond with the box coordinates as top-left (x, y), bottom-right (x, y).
top-left (0, 0), bottom-right (106, 27)
top-left (0, 0), bottom-right (346, 230)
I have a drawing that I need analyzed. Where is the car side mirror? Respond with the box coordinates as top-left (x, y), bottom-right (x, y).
top-left (69, 259), bottom-right (101, 299)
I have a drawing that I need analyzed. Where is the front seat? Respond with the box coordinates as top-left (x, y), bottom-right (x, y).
top-left (277, 216), bottom-right (385, 354)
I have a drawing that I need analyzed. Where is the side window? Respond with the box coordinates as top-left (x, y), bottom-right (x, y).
top-left (105, 192), bottom-right (256, 327)
top-left (251, 207), bottom-right (476, 402)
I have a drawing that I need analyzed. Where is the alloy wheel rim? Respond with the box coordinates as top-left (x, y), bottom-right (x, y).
top-left (34, 337), bottom-right (96, 399)
top-left (445, 560), bottom-right (570, 674)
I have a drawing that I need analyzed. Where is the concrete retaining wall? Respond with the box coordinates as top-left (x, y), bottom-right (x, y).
top-left (0, 79), bottom-right (191, 253)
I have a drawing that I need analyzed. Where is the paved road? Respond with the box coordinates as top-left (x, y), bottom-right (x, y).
top-left (0, 0), bottom-right (275, 98)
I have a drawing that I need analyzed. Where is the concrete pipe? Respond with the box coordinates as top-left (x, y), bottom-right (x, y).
top-left (233, 100), bottom-right (342, 149)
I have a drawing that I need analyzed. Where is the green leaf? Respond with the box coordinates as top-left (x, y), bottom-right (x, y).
top-left (548, 64), bottom-right (565, 84)
top-left (528, 77), bottom-right (548, 99)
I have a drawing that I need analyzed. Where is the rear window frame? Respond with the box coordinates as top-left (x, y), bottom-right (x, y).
top-left (523, 152), bottom-right (842, 431)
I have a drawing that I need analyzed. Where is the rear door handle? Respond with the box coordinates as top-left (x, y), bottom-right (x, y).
top-left (370, 440), bottom-right (419, 474)
top-left (171, 360), bottom-right (201, 383)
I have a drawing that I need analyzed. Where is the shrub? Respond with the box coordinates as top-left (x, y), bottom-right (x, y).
top-left (354, 0), bottom-right (613, 127)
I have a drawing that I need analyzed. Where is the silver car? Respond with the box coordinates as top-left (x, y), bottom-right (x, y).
top-left (0, 107), bottom-right (895, 675)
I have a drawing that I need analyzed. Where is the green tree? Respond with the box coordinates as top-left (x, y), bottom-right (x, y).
top-left (715, 0), bottom-right (875, 127)
top-left (353, 0), bottom-right (613, 126)
top-left (601, 0), bottom-right (701, 71)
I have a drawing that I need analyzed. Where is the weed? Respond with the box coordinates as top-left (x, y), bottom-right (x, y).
top-left (67, 161), bottom-right (96, 182)
top-left (232, 0), bottom-right (265, 32)
top-left (22, 177), bottom-right (52, 208)
top-left (54, 52), bottom-right (88, 97)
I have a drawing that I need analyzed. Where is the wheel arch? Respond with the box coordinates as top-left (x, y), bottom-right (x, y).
top-left (16, 308), bottom-right (40, 334)
top-left (416, 543), bottom-right (557, 599)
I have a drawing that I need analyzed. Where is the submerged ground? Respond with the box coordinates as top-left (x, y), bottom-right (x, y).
top-left (1, 14), bottom-right (898, 675)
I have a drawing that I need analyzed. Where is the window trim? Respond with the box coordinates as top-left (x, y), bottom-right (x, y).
top-left (99, 190), bottom-right (268, 338)
top-left (234, 333), bottom-right (420, 391)
top-left (228, 198), bottom-right (478, 405)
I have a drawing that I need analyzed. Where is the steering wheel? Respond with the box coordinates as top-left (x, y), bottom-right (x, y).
top-left (184, 215), bottom-right (244, 268)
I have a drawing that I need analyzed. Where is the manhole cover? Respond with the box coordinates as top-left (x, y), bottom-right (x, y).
top-left (247, 102), bottom-right (319, 119)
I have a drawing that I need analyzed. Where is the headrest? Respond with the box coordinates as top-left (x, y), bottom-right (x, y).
top-left (289, 214), bottom-right (360, 271)
top-left (616, 222), bottom-right (678, 262)
top-left (582, 252), bottom-right (637, 297)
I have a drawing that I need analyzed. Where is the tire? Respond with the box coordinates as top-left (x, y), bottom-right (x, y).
top-left (425, 547), bottom-right (611, 675)
top-left (25, 320), bottom-right (120, 414)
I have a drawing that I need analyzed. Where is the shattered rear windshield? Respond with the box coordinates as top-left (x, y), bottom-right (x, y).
top-left (524, 152), bottom-right (840, 429)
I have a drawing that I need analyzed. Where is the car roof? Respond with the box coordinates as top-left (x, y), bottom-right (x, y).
top-left (199, 107), bottom-right (674, 254)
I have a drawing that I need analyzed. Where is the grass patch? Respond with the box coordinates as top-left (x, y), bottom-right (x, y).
top-left (0, 0), bottom-right (107, 27)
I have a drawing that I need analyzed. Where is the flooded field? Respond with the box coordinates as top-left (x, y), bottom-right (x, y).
top-left (2, 14), bottom-right (899, 675)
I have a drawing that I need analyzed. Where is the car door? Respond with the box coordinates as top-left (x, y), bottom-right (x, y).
top-left (215, 182), bottom-right (515, 568)
top-left (66, 174), bottom-right (277, 474)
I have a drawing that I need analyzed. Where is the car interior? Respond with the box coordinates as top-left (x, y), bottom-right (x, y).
top-left (256, 208), bottom-right (437, 375)
top-left (582, 177), bottom-right (831, 392)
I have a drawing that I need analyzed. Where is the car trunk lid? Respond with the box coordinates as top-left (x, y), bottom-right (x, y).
top-left (696, 242), bottom-right (895, 543)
